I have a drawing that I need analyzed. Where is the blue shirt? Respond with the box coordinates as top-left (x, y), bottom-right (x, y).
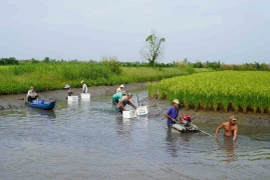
top-left (166, 106), bottom-right (179, 125)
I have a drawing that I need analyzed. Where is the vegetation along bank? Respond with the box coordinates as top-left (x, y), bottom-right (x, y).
top-left (148, 71), bottom-right (270, 114)
top-left (0, 60), bottom-right (194, 95)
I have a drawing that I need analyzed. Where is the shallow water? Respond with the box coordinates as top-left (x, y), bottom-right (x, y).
top-left (0, 90), bottom-right (269, 180)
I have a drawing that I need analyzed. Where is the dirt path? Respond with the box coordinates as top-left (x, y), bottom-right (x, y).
top-left (1, 82), bottom-right (269, 126)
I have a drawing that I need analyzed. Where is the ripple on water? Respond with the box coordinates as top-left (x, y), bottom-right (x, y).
top-left (0, 91), bottom-right (270, 180)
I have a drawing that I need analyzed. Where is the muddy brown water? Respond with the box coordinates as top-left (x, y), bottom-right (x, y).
top-left (0, 83), bottom-right (269, 180)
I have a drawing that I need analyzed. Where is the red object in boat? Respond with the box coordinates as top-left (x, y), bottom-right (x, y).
top-left (182, 114), bottom-right (191, 121)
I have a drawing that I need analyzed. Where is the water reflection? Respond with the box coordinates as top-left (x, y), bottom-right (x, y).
top-left (215, 137), bottom-right (237, 162)
top-left (165, 129), bottom-right (192, 157)
top-left (26, 107), bottom-right (56, 119)
top-left (115, 117), bottom-right (132, 137)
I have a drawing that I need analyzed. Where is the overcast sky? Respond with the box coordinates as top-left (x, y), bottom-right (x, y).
top-left (0, 0), bottom-right (269, 64)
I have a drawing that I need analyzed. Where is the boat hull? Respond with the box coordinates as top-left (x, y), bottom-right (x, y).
top-left (172, 123), bottom-right (200, 133)
top-left (25, 101), bottom-right (56, 110)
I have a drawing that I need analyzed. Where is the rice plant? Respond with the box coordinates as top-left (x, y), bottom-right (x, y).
top-left (148, 71), bottom-right (270, 114)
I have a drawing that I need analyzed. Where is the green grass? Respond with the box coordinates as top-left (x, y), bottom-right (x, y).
top-left (0, 62), bottom-right (196, 95)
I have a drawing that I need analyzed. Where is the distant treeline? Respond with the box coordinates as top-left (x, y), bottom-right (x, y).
top-left (1, 57), bottom-right (269, 71)
top-left (191, 60), bottom-right (270, 71)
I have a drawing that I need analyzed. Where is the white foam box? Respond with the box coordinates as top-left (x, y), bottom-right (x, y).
top-left (81, 93), bottom-right (91, 101)
top-left (68, 96), bottom-right (79, 101)
top-left (136, 105), bottom-right (149, 116)
top-left (123, 110), bottom-right (137, 118)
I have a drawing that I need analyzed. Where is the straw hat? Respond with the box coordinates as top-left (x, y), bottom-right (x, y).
top-left (64, 84), bottom-right (70, 89)
top-left (173, 99), bottom-right (179, 104)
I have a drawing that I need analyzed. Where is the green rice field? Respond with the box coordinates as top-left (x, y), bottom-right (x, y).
top-left (148, 71), bottom-right (270, 114)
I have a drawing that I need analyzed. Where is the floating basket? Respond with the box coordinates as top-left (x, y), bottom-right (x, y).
top-left (68, 96), bottom-right (78, 101)
top-left (81, 93), bottom-right (91, 101)
top-left (136, 105), bottom-right (149, 116)
top-left (123, 110), bottom-right (137, 119)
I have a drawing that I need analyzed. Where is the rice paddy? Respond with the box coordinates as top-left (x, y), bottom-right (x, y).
top-left (148, 71), bottom-right (270, 114)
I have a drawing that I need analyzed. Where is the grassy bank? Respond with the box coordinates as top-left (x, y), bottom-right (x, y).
top-left (148, 71), bottom-right (270, 114)
top-left (0, 61), bottom-right (195, 95)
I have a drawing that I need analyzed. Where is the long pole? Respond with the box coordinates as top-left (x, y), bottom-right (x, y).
top-left (136, 93), bottom-right (140, 106)
top-left (200, 129), bottom-right (212, 136)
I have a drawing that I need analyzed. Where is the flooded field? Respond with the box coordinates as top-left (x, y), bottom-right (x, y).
top-left (0, 88), bottom-right (269, 180)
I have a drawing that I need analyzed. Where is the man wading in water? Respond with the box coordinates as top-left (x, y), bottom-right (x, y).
top-left (215, 116), bottom-right (238, 140)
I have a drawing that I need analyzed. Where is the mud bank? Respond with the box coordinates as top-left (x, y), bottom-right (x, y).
top-left (0, 82), bottom-right (269, 126)
top-left (147, 98), bottom-right (269, 126)
top-left (0, 83), bottom-right (147, 109)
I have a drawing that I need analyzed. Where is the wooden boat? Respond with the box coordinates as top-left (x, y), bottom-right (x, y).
top-left (25, 99), bottom-right (56, 110)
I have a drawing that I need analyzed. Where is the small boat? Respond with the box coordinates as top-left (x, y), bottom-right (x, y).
top-left (172, 123), bottom-right (200, 133)
top-left (25, 99), bottom-right (56, 110)
top-left (171, 114), bottom-right (200, 133)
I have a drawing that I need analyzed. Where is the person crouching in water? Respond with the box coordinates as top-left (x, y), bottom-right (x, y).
top-left (116, 93), bottom-right (137, 114)
top-left (112, 91), bottom-right (126, 106)
top-left (165, 99), bottom-right (180, 128)
top-left (27, 86), bottom-right (39, 102)
top-left (64, 84), bottom-right (74, 98)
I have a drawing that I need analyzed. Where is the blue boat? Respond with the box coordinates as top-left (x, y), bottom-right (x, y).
top-left (25, 99), bottom-right (56, 110)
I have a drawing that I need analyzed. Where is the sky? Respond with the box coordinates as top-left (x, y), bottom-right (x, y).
top-left (0, 0), bottom-right (269, 64)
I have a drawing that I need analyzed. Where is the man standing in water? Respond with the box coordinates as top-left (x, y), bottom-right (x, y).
top-left (165, 99), bottom-right (180, 128)
top-left (215, 116), bottom-right (238, 140)
top-left (81, 80), bottom-right (88, 94)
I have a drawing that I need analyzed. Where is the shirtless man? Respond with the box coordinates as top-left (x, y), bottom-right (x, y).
top-left (214, 116), bottom-right (238, 140)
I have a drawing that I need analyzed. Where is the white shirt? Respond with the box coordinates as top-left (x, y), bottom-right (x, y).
top-left (116, 87), bottom-right (123, 93)
top-left (82, 84), bottom-right (88, 93)
top-left (27, 89), bottom-right (37, 97)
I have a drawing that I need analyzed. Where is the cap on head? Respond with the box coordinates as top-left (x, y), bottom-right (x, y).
top-left (30, 86), bottom-right (34, 89)
top-left (127, 93), bottom-right (133, 97)
top-left (81, 80), bottom-right (84, 83)
top-left (64, 84), bottom-right (70, 89)
top-left (120, 84), bottom-right (125, 88)
top-left (122, 91), bottom-right (127, 95)
top-left (230, 115), bottom-right (237, 121)
top-left (173, 99), bottom-right (179, 104)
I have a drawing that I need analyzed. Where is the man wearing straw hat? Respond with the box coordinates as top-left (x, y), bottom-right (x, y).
top-left (215, 115), bottom-right (238, 140)
top-left (64, 84), bottom-right (74, 96)
top-left (81, 80), bottom-right (88, 94)
top-left (165, 99), bottom-right (180, 128)
top-left (116, 84), bottom-right (125, 93)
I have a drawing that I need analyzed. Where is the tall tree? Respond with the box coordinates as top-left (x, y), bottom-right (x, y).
top-left (141, 30), bottom-right (165, 67)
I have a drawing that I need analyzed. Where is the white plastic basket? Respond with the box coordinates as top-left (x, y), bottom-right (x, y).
top-left (136, 105), bottom-right (149, 116)
top-left (68, 96), bottom-right (79, 101)
top-left (123, 110), bottom-right (137, 118)
top-left (81, 93), bottom-right (91, 101)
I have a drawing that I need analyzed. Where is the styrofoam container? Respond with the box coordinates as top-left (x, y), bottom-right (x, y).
top-left (81, 93), bottom-right (91, 101)
top-left (136, 105), bottom-right (149, 116)
top-left (68, 96), bottom-right (78, 101)
top-left (123, 110), bottom-right (137, 118)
